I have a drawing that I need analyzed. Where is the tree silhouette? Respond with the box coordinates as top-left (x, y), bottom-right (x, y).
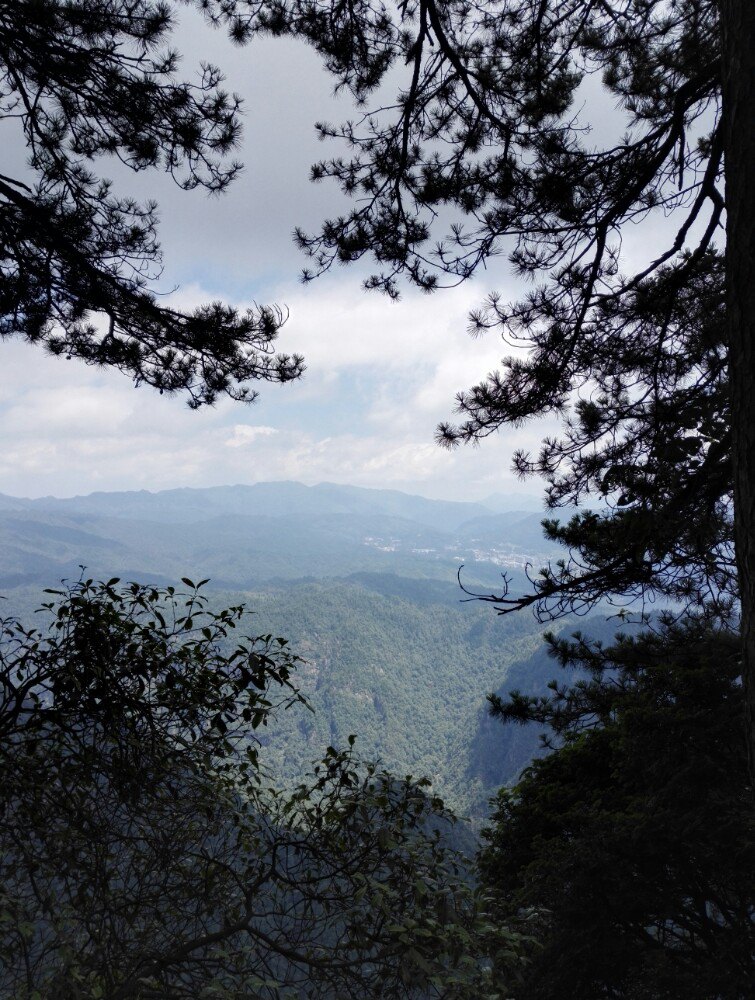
top-left (0, 0), bottom-right (303, 406)
top-left (0, 578), bottom-right (504, 998)
top-left (235, 0), bottom-right (754, 772)
top-left (479, 621), bottom-right (754, 999)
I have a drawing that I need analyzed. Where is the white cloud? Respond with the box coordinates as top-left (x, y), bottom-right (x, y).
top-left (225, 425), bottom-right (279, 448)
top-left (4, 386), bottom-right (133, 440)
top-left (0, 275), bottom-right (556, 503)
top-left (0, 7), bottom-right (681, 509)
top-left (274, 279), bottom-right (506, 373)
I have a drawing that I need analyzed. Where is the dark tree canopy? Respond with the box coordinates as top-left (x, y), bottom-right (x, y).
top-left (0, 0), bottom-right (304, 405)
top-left (479, 621), bottom-right (755, 999)
top-left (458, 249), bottom-right (732, 624)
top-left (0, 579), bottom-right (504, 998)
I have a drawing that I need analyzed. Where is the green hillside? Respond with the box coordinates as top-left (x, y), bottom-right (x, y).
top-left (226, 575), bottom-right (553, 817)
top-left (0, 483), bottom-right (584, 821)
top-left (0, 571), bottom-right (570, 823)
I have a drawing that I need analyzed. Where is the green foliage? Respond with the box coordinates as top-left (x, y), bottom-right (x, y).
top-left (0, 578), bottom-right (525, 998)
top-left (203, 575), bottom-right (549, 818)
top-left (0, 0), bottom-right (303, 403)
top-left (478, 621), bottom-right (755, 999)
top-left (1, 571), bottom-right (551, 818)
top-left (3, 575), bottom-right (305, 752)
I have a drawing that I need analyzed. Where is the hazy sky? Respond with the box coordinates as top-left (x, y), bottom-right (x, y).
top-left (1, 11), bottom-right (630, 502)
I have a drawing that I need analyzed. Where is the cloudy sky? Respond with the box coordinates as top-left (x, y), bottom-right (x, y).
top-left (2, 13), bottom-right (571, 502)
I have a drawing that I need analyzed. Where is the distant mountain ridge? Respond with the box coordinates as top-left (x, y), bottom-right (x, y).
top-left (0, 482), bottom-right (561, 590)
top-left (0, 481), bottom-right (536, 528)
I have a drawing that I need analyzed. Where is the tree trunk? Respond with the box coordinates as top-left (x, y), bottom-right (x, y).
top-left (720, 0), bottom-right (755, 787)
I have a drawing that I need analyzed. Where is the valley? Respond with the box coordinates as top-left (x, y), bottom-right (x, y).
top-left (0, 481), bottom-right (594, 820)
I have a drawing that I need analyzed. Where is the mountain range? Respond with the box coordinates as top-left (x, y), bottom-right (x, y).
top-left (0, 481), bottom-right (557, 589)
top-left (0, 481), bottom-right (604, 822)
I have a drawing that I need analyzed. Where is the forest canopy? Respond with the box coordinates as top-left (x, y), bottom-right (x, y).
top-left (0, 579), bottom-right (507, 998)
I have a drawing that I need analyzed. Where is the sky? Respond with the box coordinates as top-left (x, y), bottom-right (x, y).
top-left (0, 11), bottom-right (632, 503)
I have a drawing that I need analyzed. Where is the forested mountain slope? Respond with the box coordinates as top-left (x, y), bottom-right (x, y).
top-left (0, 482), bottom-right (592, 819)
top-left (223, 574), bottom-right (559, 818)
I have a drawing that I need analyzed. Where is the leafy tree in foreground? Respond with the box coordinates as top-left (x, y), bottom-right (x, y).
top-left (478, 621), bottom-right (755, 999)
top-left (0, 579), bottom-right (515, 999)
top-left (0, 0), bottom-right (303, 405)
top-left (233, 0), bottom-right (754, 767)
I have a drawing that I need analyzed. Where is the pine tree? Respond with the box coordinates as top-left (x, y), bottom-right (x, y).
top-left (237, 0), bottom-right (754, 773)
top-left (478, 621), bottom-right (754, 999)
top-left (0, 0), bottom-right (303, 406)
